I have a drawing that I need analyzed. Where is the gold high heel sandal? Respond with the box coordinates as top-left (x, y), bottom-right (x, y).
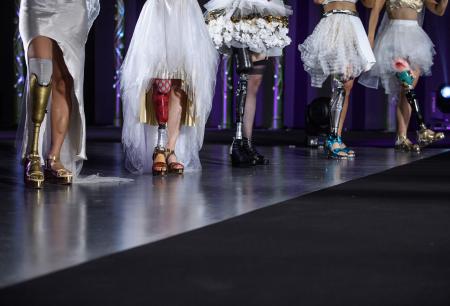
top-left (24, 155), bottom-right (45, 189)
top-left (395, 136), bottom-right (420, 153)
top-left (44, 155), bottom-right (73, 185)
top-left (417, 128), bottom-right (445, 148)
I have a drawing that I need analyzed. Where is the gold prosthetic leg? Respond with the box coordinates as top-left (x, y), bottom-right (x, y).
top-left (24, 74), bottom-right (51, 189)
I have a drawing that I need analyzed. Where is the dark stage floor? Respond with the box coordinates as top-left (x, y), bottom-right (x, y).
top-left (0, 129), bottom-right (449, 305)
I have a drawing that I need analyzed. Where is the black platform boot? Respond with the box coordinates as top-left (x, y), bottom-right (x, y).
top-left (243, 137), bottom-right (269, 165)
top-left (230, 137), bottom-right (255, 168)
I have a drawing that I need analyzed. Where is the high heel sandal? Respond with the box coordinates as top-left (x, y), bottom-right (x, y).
top-left (417, 128), bottom-right (445, 148)
top-left (152, 148), bottom-right (167, 176)
top-left (337, 136), bottom-right (355, 159)
top-left (25, 154), bottom-right (45, 189)
top-left (165, 149), bottom-right (184, 175)
top-left (395, 136), bottom-right (421, 153)
top-left (326, 135), bottom-right (348, 160)
top-left (44, 155), bottom-right (73, 185)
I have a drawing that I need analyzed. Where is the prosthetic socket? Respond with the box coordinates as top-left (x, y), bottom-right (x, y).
top-left (233, 47), bottom-right (253, 140)
top-left (396, 70), bottom-right (426, 130)
top-left (152, 79), bottom-right (172, 150)
top-left (330, 75), bottom-right (346, 137)
top-left (28, 58), bottom-right (53, 158)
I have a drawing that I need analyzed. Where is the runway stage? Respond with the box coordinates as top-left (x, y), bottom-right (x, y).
top-left (0, 132), bottom-right (449, 293)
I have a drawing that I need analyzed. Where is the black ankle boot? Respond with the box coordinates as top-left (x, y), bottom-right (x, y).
top-left (230, 138), bottom-right (255, 167)
top-left (243, 137), bottom-right (269, 165)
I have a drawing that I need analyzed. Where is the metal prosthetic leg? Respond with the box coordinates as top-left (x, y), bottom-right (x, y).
top-left (25, 58), bottom-right (52, 188)
top-left (152, 79), bottom-right (171, 175)
top-left (230, 47), bottom-right (255, 167)
top-left (326, 76), bottom-right (347, 159)
top-left (396, 70), bottom-right (445, 147)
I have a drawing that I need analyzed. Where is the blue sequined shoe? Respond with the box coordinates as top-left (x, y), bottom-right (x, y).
top-left (326, 135), bottom-right (348, 159)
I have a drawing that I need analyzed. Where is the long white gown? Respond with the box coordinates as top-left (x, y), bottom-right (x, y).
top-left (121, 0), bottom-right (219, 174)
top-left (18, 0), bottom-right (100, 176)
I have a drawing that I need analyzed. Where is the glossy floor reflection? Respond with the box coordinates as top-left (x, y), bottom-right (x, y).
top-left (0, 141), bottom-right (447, 288)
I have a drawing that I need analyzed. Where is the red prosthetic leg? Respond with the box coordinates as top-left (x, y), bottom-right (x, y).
top-left (152, 79), bottom-right (171, 176)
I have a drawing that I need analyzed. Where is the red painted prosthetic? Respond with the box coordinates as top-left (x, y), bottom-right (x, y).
top-left (152, 79), bottom-right (172, 125)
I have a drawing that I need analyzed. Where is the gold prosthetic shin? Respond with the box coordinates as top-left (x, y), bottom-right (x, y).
top-left (25, 74), bottom-right (51, 188)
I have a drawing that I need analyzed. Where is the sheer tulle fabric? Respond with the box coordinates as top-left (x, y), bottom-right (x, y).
top-left (121, 0), bottom-right (219, 174)
top-left (18, 0), bottom-right (99, 177)
top-left (204, 0), bottom-right (292, 56)
top-left (299, 14), bottom-right (375, 88)
top-left (359, 20), bottom-right (435, 95)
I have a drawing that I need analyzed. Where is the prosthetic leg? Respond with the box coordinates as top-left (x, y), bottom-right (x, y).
top-left (230, 47), bottom-right (256, 167)
top-left (24, 58), bottom-right (52, 188)
top-left (396, 70), bottom-right (445, 148)
top-left (152, 79), bottom-right (171, 175)
top-left (326, 75), bottom-right (348, 159)
top-left (242, 59), bottom-right (270, 165)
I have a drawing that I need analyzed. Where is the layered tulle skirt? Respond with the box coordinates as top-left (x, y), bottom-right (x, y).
top-left (299, 12), bottom-right (376, 88)
top-left (121, 0), bottom-right (219, 174)
top-left (204, 0), bottom-right (292, 56)
top-left (359, 20), bottom-right (435, 95)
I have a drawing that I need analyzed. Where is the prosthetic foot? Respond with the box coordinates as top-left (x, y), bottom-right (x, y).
top-left (396, 70), bottom-right (445, 148)
top-left (327, 76), bottom-right (348, 159)
top-left (152, 79), bottom-right (172, 176)
top-left (24, 59), bottom-right (52, 188)
top-left (230, 48), bottom-right (255, 167)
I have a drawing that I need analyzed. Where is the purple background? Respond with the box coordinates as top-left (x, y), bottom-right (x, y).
top-left (1, 1), bottom-right (448, 130)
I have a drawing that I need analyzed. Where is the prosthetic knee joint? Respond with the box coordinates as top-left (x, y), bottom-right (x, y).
top-left (152, 79), bottom-right (172, 151)
top-left (25, 58), bottom-right (52, 188)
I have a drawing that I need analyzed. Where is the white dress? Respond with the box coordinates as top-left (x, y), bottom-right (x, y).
top-left (299, 0), bottom-right (376, 87)
top-left (204, 0), bottom-right (292, 56)
top-left (18, 0), bottom-right (100, 176)
top-left (359, 11), bottom-right (435, 95)
top-left (121, 0), bottom-right (219, 174)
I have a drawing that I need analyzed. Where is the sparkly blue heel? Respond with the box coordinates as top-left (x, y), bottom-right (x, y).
top-left (326, 135), bottom-right (348, 159)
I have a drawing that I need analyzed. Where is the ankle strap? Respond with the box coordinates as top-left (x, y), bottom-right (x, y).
top-left (165, 149), bottom-right (176, 159)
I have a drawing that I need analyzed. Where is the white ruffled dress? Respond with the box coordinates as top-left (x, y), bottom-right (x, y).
top-left (359, 15), bottom-right (435, 95)
top-left (299, 0), bottom-right (376, 88)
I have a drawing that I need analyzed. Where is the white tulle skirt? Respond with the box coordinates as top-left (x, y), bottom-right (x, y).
top-left (204, 0), bottom-right (292, 56)
top-left (121, 0), bottom-right (219, 174)
top-left (299, 13), bottom-right (376, 88)
top-left (359, 20), bottom-right (435, 95)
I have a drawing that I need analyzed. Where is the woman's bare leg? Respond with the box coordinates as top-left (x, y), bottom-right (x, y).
top-left (396, 68), bottom-right (420, 138)
top-left (47, 41), bottom-right (73, 163)
top-left (243, 53), bottom-right (266, 139)
top-left (243, 74), bottom-right (263, 139)
top-left (166, 80), bottom-right (183, 169)
top-left (337, 79), bottom-right (354, 137)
